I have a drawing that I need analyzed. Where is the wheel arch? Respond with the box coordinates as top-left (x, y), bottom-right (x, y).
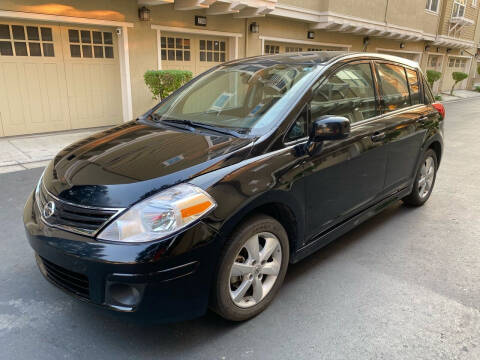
top-left (214, 191), bottom-right (305, 259)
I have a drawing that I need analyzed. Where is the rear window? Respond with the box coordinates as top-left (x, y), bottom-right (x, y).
top-left (376, 63), bottom-right (410, 113)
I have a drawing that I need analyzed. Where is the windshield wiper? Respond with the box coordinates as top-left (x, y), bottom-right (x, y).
top-left (161, 118), bottom-right (243, 138)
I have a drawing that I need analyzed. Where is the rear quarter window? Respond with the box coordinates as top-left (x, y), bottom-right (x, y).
top-left (376, 63), bottom-right (410, 113)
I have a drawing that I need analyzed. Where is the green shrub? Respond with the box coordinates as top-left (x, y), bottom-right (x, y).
top-left (426, 70), bottom-right (441, 89)
top-left (144, 70), bottom-right (193, 100)
top-left (477, 64), bottom-right (480, 76)
top-left (475, 86), bottom-right (480, 93)
top-left (434, 95), bottom-right (442, 101)
top-left (450, 71), bottom-right (469, 95)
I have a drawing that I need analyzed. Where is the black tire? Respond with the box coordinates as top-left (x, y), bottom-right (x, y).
top-left (402, 149), bottom-right (438, 206)
top-left (211, 214), bottom-right (289, 322)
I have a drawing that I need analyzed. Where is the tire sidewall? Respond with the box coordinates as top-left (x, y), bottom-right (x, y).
top-left (412, 149), bottom-right (438, 204)
top-left (213, 215), bottom-right (290, 321)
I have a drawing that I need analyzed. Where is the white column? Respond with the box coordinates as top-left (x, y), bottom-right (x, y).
top-left (118, 26), bottom-right (133, 122)
top-left (157, 29), bottom-right (162, 70)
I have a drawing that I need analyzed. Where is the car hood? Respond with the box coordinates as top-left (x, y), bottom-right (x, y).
top-left (43, 121), bottom-right (254, 208)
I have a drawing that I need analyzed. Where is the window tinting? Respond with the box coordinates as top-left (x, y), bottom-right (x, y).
top-left (376, 63), bottom-right (410, 113)
top-left (69, 29), bottom-right (114, 59)
top-left (69, 29), bottom-right (79, 43)
top-left (0, 24), bottom-right (10, 39)
top-left (81, 30), bottom-right (91, 43)
top-left (92, 31), bottom-right (102, 44)
top-left (161, 36), bottom-right (191, 62)
top-left (0, 41), bottom-right (13, 56)
top-left (285, 108), bottom-right (308, 142)
top-left (103, 32), bottom-right (113, 44)
top-left (40, 27), bottom-right (52, 42)
top-left (406, 68), bottom-right (420, 105)
top-left (14, 42), bottom-right (28, 56)
top-left (28, 42), bottom-right (41, 56)
top-left (12, 25), bottom-right (25, 40)
top-left (199, 38), bottom-right (226, 63)
top-left (311, 62), bottom-right (378, 123)
top-left (42, 43), bottom-right (54, 57)
top-left (1, 25), bottom-right (54, 57)
top-left (26, 26), bottom-right (39, 41)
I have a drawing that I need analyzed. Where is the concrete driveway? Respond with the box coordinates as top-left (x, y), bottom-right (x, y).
top-left (1, 99), bottom-right (480, 360)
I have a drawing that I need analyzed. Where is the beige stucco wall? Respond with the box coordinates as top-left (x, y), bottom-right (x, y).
top-left (1, 0), bottom-right (479, 126)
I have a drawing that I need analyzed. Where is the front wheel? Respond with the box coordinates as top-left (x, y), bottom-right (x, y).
top-left (402, 149), bottom-right (438, 206)
top-left (211, 215), bottom-right (289, 321)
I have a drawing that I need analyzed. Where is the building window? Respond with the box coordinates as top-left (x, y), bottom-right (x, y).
top-left (472, 0), bottom-right (477, 7)
top-left (285, 47), bottom-right (303, 52)
top-left (199, 39), bottom-right (226, 62)
top-left (264, 44), bottom-right (279, 54)
top-left (425, 0), bottom-right (440, 12)
top-left (0, 24), bottom-right (54, 57)
top-left (307, 48), bottom-right (322, 51)
top-left (161, 36), bottom-right (191, 61)
top-left (453, 0), bottom-right (466, 17)
top-left (69, 29), bottom-right (114, 59)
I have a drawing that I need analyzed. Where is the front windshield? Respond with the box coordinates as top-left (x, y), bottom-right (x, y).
top-left (151, 62), bottom-right (319, 134)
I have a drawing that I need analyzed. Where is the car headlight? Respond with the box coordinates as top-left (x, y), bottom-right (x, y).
top-left (97, 184), bottom-right (216, 243)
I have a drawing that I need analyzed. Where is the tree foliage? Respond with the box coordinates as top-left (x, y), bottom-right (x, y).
top-left (144, 70), bottom-right (193, 100)
top-left (450, 71), bottom-right (468, 95)
top-left (426, 70), bottom-right (441, 89)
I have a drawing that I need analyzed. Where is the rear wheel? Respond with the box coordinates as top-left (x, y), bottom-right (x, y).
top-left (211, 215), bottom-right (289, 321)
top-left (402, 149), bottom-right (438, 206)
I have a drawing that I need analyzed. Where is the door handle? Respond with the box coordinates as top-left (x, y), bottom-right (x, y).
top-left (371, 132), bottom-right (386, 142)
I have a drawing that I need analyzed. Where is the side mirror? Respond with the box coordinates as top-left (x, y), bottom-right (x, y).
top-left (309, 115), bottom-right (350, 142)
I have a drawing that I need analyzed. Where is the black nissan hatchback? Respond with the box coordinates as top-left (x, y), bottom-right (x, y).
top-left (24, 52), bottom-right (444, 322)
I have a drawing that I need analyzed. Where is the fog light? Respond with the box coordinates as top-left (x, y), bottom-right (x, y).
top-left (106, 283), bottom-right (144, 309)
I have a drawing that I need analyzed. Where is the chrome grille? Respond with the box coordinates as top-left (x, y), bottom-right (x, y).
top-left (36, 183), bottom-right (123, 236)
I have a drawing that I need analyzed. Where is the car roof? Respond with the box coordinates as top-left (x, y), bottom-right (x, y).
top-left (225, 51), bottom-right (420, 69)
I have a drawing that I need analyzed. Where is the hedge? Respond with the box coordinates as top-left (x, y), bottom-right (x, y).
top-left (144, 70), bottom-right (193, 100)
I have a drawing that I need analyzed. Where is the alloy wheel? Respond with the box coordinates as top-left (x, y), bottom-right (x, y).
top-left (229, 232), bottom-right (282, 308)
top-left (418, 156), bottom-right (435, 199)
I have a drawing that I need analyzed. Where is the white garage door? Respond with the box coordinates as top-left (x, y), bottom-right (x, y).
top-left (264, 41), bottom-right (343, 54)
top-left (160, 33), bottom-right (228, 76)
top-left (0, 21), bottom-right (122, 137)
top-left (441, 56), bottom-right (469, 93)
top-left (426, 54), bottom-right (444, 94)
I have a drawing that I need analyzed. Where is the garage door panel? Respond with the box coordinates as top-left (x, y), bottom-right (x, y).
top-left (0, 62), bottom-right (27, 135)
top-left (0, 22), bottom-right (122, 137)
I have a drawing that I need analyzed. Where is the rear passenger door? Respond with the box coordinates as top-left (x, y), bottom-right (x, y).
top-left (304, 61), bottom-right (388, 240)
top-left (374, 62), bottom-right (428, 194)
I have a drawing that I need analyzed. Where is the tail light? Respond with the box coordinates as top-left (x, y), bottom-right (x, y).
top-left (432, 103), bottom-right (445, 120)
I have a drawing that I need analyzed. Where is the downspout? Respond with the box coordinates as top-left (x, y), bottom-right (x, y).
top-left (245, 18), bottom-right (248, 57)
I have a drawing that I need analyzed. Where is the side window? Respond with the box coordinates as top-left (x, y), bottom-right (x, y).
top-left (422, 75), bottom-right (435, 104)
top-left (311, 62), bottom-right (378, 123)
top-left (285, 107), bottom-right (308, 142)
top-left (376, 63), bottom-right (410, 113)
top-left (406, 68), bottom-right (420, 105)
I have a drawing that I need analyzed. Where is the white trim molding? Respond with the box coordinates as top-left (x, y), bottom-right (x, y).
top-left (433, 35), bottom-right (475, 49)
top-left (270, 5), bottom-right (436, 42)
top-left (259, 35), bottom-right (351, 55)
top-left (0, 10), bottom-right (134, 122)
top-left (151, 24), bottom-right (243, 38)
top-left (151, 25), bottom-right (243, 70)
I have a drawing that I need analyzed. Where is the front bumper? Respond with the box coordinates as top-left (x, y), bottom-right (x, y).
top-left (23, 192), bottom-right (221, 322)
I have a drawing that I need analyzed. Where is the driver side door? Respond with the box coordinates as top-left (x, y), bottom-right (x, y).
top-left (303, 61), bottom-right (388, 241)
